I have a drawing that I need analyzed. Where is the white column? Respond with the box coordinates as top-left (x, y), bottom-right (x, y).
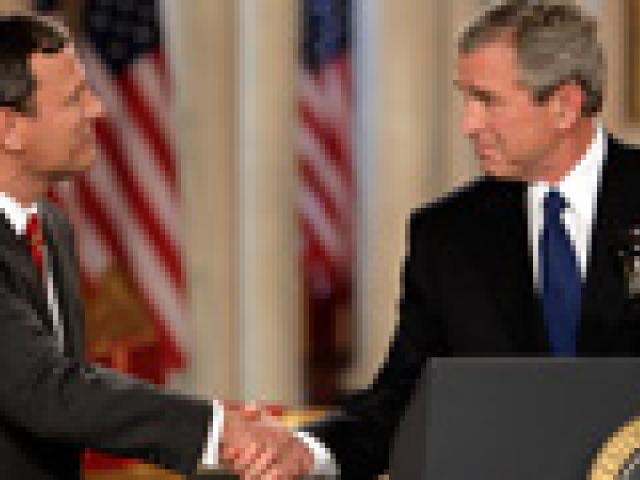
top-left (178, 0), bottom-right (241, 401)
top-left (0, 0), bottom-right (28, 11)
top-left (349, 0), bottom-right (380, 389)
top-left (580, 0), bottom-right (602, 15)
top-left (440, 0), bottom-right (484, 192)
top-left (347, 0), bottom-right (437, 389)
top-left (238, 0), bottom-right (301, 405)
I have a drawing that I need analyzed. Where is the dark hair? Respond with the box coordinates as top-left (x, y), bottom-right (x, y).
top-left (0, 14), bottom-right (69, 114)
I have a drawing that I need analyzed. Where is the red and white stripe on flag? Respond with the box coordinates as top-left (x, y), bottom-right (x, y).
top-left (54, 45), bottom-right (188, 378)
top-left (298, 53), bottom-right (353, 298)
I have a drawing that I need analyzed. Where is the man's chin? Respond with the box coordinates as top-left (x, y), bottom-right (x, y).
top-left (479, 155), bottom-right (506, 177)
top-left (483, 170), bottom-right (526, 181)
top-left (47, 158), bottom-right (94, 182)
top-left (480, 159), bottom-right (522, 181)
top-left (72, 151), bottom-right (96, 174)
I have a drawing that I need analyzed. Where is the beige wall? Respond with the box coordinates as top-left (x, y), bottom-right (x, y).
top-left (601, 0), bottom-right (640, 142)
top-left (175, 0), bottom-right (301, 405)
top-left (347, 0), bottom-right (435, 390)
top-left (0, 0), bottom-right (27, 11)
top-left (348, 0), bottom-right (484, 389)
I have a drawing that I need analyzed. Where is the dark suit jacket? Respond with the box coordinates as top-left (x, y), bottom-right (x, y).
top-left (0, 202), bottom-right (211, 479)
top-left (307, 135), bottom-right (640, 479)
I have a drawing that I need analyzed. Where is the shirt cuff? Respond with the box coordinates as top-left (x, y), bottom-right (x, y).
top-left (200, 399), bottom-right (224, 468)
top-left (294, 430), bottom-right (339, 477)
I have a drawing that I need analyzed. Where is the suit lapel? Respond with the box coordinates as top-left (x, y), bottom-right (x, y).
top-left (40, 203), bottom-right (85, 358)
top-left (0, 213), bottom-right (52, 330)
top-left (579, 136), bottom-right (640, 352)
top-left (476, 179), bottom-right (548, 352)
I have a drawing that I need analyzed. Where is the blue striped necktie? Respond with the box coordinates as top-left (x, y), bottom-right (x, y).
top-left (540, 189), bottom-right (581, 355)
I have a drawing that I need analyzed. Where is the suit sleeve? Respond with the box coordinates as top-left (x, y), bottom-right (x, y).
top-left (0, 287), bottom-right (213, 475)
top-left (304, 210), bottom-right (450, 479)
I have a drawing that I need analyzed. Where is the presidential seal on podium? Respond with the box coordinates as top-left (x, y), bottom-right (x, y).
top-left (590, 417), bottom-right (640, 479)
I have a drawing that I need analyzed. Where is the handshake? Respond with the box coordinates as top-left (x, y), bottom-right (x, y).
top-left (218, 403), bottom-right (315, 479)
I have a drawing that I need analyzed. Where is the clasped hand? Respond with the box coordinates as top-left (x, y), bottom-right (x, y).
top-left (220, 404), bottom-right (313, 479)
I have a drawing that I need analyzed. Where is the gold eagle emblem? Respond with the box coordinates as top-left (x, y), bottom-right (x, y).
top-left (590, 416), bottom-right (640, 479)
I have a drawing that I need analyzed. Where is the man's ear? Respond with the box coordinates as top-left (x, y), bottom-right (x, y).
top-left (548, 82), bottom-right (585, 131)
top-left (0, 109), bottom-right (25, 152)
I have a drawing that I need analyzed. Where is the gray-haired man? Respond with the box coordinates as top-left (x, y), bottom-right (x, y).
top-left (232, 1), bottom-right (640, 478)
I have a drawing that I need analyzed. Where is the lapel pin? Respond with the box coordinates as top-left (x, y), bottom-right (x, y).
top-left (622, 226), bottom-right (640, 299)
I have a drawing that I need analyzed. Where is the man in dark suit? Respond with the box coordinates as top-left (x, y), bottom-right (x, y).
top-left (228, 1), bottom-right (640, 479)
top-left (0, 13), bottom-right (313, 480)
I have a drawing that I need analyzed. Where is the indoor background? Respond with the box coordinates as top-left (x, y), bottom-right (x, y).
top-left (0, 0), bottom-right (633, 478)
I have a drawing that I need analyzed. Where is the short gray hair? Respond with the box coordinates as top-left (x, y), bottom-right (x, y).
top-left (459, 0), bottom-right (605, 117)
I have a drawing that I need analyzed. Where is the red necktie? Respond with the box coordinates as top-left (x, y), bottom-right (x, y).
top-left (25, 213), bottom-right (45, 276)
top-left (25, 213), bottom-right (63, 351)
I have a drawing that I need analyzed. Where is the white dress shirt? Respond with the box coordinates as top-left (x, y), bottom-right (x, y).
top-left (528, 123), bottom-right (605, 285)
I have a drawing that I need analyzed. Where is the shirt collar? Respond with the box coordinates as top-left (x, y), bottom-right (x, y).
top-left (529, 122), bottom-right (605, 217)
top-left (0, 192), bottom-right (38, 236)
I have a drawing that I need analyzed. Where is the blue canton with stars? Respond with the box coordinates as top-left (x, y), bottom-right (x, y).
top-left (36, 0), bottom-right (160, 76)
top-left (302, 0), bottom-right (351, 73)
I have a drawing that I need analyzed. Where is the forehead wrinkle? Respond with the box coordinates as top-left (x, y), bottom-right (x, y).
top-left (459, 46), bottom-right (530, 95)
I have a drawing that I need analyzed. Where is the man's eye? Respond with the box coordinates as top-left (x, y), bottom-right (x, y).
top-left (478, 94), bottom-right (496, 106)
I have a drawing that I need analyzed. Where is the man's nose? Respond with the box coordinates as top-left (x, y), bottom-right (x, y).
top-left (86, 90), bottom-right (105, 120)
top-left (461, 98), bottom-right (485, 137)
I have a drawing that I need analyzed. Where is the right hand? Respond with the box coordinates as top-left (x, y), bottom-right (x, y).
top-left (219, 403), bottom-right (313, 479)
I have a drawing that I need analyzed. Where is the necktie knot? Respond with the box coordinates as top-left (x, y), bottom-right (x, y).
top-left (544, 189), bottom-right (568, 217)
top-left (25, 213), bottom-right (44, 274)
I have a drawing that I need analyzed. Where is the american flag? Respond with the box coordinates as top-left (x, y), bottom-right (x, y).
top-left (298, 0), bottom-right (353, 402)
top-left (35, 0), bottom-right (186, 381)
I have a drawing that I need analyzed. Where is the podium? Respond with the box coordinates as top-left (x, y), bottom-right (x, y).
top-left (389, 358), bottom-right (640, 480)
